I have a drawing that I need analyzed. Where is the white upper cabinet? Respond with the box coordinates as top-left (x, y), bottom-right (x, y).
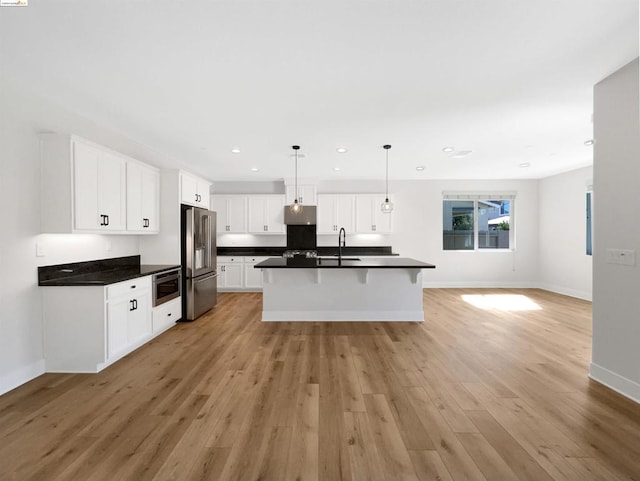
top-left (247, 195), bottom-right (285, 234)
top-left (210, 195), bottom-right (247, 233)
top-left (285, 184), bottom-right (316, 206)
top-left (180, 172), bottom-right (211, 209)
top-left (355, 195), bottom-right (393, 234)
top-left (317, 194), bottom-right (355, 234)
top-left (73, 140), bottom-right (127, 232)
top-left (40, 134), bottom-right (159, 234)
top-left (127, 161), bottom-right (160, 233)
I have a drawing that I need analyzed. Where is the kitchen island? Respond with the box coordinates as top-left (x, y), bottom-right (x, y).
top-left (254, 257), bottom-right (435, 321)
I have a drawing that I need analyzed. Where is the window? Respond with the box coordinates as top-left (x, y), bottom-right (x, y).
top-left (586, 191), bottom-right (592, 256)
top-left (443, 193), bottom-right (514, 251)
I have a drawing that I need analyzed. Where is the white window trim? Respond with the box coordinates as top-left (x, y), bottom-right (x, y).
top-left (442, 194), bottom-right (516, 252)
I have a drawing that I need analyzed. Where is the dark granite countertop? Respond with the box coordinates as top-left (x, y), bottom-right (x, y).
top-left (217, 246), bottom-right (398, 256)
top-left (254, 257), bottom-right (435, 269)
top-left (38, 255), bottom-right (180, 286)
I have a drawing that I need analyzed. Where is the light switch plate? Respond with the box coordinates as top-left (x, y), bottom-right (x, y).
top-left (605, 248), bottom-right (635, 266)
top-left (36, 242), bottom-right (45, 257)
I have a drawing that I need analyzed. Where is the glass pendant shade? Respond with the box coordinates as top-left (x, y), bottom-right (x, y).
top-left (289, 145), bottom-right (303, 214)
top-left (381, 198), bottom-right (394, 213)
top-left (290, 198), bottom-right (303, 214)
top-left (381, 144), bottom-right (393, 214)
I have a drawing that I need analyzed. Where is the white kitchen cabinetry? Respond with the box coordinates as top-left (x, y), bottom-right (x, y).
top-left (247, 196), bottom-right (285, 234)
top-left (42, 276), bottom-right (161, 373)
top-left (106, 279), bottom-right (152, 358)
top-left (217, 256), bottom-right (244, 289)
top-left (285, 184), bottom-right (316, 206)
top-left (210, 195), bottom-right (247, 233)
top-left (73, 142), bottom-right (127, 232)
top-left (152, 297), bottom-right (181, 333)
top-left (127, 161), bottom-right (160, 233)
top-left (317, 194), bottom-right (355, 234)
top-left (181, 172), bottom-right (211, 209)
top-left (355, 195), bottom-right (393, 234)
top-left (243, 256), bottom-right (270, 289)
top-left (40, 134), bottom-right (160, 235)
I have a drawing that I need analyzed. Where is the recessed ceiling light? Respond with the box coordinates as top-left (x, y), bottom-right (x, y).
top-left (250, 167), bottom-right (259, 172)
top-left (333, 167), bottom-right (341, 171)
top-left (231, 148), bottom-right (241, 154)
top-left (519, 162), bottom-right (531, 168)
top-left (442, 147), bottom-right (455, 153)
top-left (336, 147), bottom-right (348, 154)
top-left (584, 139), bottom-right (594, 146)
top-left (416, 166), bottom-right (425, 171)
top-left (452, 150), bottom-right (473, 158)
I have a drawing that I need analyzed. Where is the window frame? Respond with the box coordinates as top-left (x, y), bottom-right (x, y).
top-left (442, 192), bottom-right (516, 252)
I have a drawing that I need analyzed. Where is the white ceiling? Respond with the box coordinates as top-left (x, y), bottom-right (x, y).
top-left (0, 1), bottom-right (637, 181)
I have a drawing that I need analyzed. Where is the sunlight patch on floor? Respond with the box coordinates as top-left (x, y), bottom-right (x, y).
top-left (461, 294), bottom-right (542, 311)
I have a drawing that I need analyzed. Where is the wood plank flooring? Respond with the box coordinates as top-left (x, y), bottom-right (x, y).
top-left (1, 288), bottom-right (640, 481)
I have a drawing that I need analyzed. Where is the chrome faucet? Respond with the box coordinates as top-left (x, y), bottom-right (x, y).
top-left (338, 227), bottom-right (346, 264)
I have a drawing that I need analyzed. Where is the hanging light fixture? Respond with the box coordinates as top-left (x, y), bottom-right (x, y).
top-left (381, 144), bottom-right (394, 213)
top-left (289, 145), bottom-right (303, 214)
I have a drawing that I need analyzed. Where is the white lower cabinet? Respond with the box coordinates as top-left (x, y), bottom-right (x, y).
top-left (217, 256), bottom-right (244, 289)
top-left (244, 256), bottom-right (270, 289)
top-left (217, 255), bottom-right (271, 291)
top-left (152, 297), bottom-right (182, 333)
top-left (43, 275), bottom-right (176, 373)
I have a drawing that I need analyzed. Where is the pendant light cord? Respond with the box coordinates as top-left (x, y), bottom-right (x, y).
top-left (384, 144), bottom-right (391, 201)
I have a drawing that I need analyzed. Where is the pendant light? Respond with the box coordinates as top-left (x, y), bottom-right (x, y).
top-left (381, 144), bottom-right (394, 213)
top-left (289, 145), bottom-right (303, 214)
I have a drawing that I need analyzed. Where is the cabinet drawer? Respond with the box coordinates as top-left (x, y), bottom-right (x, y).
top-left (152, 297), bottom-right (181, 332)
top-left (106, 276), bottom-right (151, 300)
top-left (216, 256), bottom-right (243, 263)
top-left (243, 256), bottom-right (270, 264)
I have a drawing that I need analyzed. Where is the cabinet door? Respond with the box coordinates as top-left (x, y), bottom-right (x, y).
top-left (223, 264), bottom-right (243, 288)
top-left (317, 195), bottom-right (337, 234)
top-left (107, 296), bottom-right (130, 358)
top-left (372, 195), bottom-right (393, 233)
top-left (265, 196), bottom-right (285, 233)
top-left (227, 197), bottom-right (247, 233)
top-left (286, 184), bottom-right (316, 205)
top-left (180, 173), bottom-right (199, 206)
top-left (73, 140), bottom-right (101, 230)
top-left (247, 196), bottom-right (267, 233)
top-left (196, 179), bottom-right (211, 209)
top-left (355, 196), bottom-right (374, 233)
top-left (126, 162), bottom-right (144, 231)
top-left (335, 195), bottom-right (355, 232)
top-left (140, 167), bottom-right (159, 232)
top-left (210, 196), bottom-right (228, 234)
top-left (128, 290), bottom-right (152, 344)
top-left (243, 263), bottom-right (263, 288)
top-left (98, 151), bottom-right (127, 231)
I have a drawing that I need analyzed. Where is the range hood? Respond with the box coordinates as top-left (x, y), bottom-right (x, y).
top-left (284, 205), bottom-right (317, 225)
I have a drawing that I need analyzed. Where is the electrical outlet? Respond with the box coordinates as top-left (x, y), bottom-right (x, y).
top-left (36, 242), bottom-right (45, 257)
top-left (105, 240), bottom-right (112, 252)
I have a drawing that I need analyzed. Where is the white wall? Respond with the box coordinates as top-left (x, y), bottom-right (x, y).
top-left (0, 81), bottom-right (143, 395)
top-left (538, 166), bottom-right (593, 300)
top-left (315, 179), bottom-right (540, 287)
top-left (591, 59), bottom-right (640, 402)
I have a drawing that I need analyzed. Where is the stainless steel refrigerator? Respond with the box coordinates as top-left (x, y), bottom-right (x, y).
top-left (181, 205), bottom-right (217, 321)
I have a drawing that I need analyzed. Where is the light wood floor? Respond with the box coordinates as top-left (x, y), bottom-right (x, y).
top-left (1, 289), bottom-right (639, 481)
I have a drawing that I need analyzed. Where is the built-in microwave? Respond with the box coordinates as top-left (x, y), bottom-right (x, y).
top-left (152, 268), bottom-right (181, 307)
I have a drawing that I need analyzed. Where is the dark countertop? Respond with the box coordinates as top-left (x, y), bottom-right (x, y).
top-left (217, 246), bottom-right (398, 256)
top-left (38, 255), bottom-right (180, 286)
top-left (254, 257), bottom-right (435, 269)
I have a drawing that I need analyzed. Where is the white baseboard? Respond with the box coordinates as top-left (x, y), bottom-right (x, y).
top-left (422, 281), bottom-right (538, 289)
top-left (589, 362), bottom-right (640, 405)
top-left (538, 283), bottom-right (592, 301)
top-left (262, 310), bottom-right (424, 322)
top-left (421, 281), bottom-right (592, 302)
top-left (0, 359), bottom-right (46, 396)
